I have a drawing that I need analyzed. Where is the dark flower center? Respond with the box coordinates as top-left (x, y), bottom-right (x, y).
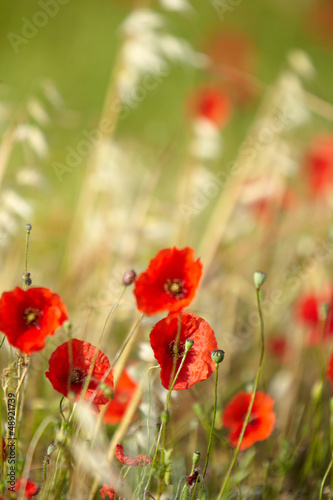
top-left (164, 279), bottom-right (187, 300)
top-left (248, 414), bottom-right (259, 428)
top-left (166, 340), bottom-right (185, 359)
top-left (70, 368), bottom-right (87, 386)
top-left (23, 307), bottom-right (41, 327)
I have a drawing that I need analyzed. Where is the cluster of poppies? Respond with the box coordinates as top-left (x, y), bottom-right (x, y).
top-left (0, 246), bottom-right (278, 499)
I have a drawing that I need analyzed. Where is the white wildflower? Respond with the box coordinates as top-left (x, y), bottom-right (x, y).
top-left (190, 118), bottom-right (222, 160)
top-left (159, 0), bottom-right (192, 12)
top-left (287, 49), bottom-right (315, 80)
top-left (27, 98), bottom-right (50, 125)
top-left (2, 189), bottom-right (32, 219)
top-left (16, 167), bottom-right (45, 188)
top-left (14, 124), bottom-right (48, 158)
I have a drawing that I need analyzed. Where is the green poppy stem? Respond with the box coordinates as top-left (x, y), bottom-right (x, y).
top-left (217, 284), bottom-right (265, 499)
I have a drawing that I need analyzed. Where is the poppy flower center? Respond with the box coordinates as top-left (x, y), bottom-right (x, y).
top-left (166, 339), bottom-right (185, 359)
top-left (23, 307), bottom-right (41, 327)
top-left (164, 279), bottom-right (187, 300)
top-left (248, 414), bottom-right (259, 427)
top-left (70, 368), bottom-right (87, 386)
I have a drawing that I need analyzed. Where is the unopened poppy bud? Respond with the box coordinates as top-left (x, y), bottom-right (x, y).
top-left (63, 321), bottom-right (72, 335)
top-left (47, 444), bottom-right (57, 456)
top-left (197, 483), bottom-right (208, 499)
top-left (211, 349), bottom-right (225, 364)
top-left (180, 486), bottom-right (190, 500)
top-left (253, 271), bottom-right (266, 289)
top-left (164, 465), bottom-right (174, 485)
top-left (25, 223), bottom-right (32, 232)
top-left (192, 451), bottom-right (200, 466)
top-left (161, 410), bottom-right (169, 424)
top-left (100, 384), bottom-right (114, 400)
top-left (123, 269), bottom-right (137, 286)
top-left (185, 338), bottom-right (194, 352)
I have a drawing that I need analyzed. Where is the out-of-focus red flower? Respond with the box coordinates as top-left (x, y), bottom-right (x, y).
top-left (102, 368), bottom-right (138, 425)
top-left (150, 312), bottom-right (217, 390)
top-left (327, 353), bottom-right (333, 389)
top-left (45, 339), bottom-right (114, 405)
top-left (115, 444), bottom-right (152, 466)
top-left (267, 336), bottom-right (289, 360)
top-left (304, 135), bottom-right (333, 197)
top-left (295, 292), bottom-right (333, 345)
top-left (307, 0), bottom-right (333, 49)
top-left (223, 391), bottom-right (276, 450)
top-left (99, 482), bottom-right (115, 500)
top-left (0, 287), bottom-right (68, 355)
top-left (14, 478), bottom-right (39, 498)
top-left (240, 177), bottom-right (296, 225)
top-left (205, 30), bottom-right (258, 107)
top-left (134, 247), bottom-right (203, 316)
top-left (187, 85), bottom-right (232, 128)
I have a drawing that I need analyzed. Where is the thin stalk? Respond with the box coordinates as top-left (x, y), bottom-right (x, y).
top-left (217, 286), bottom-right (265, 499)
top-left (143, 340), bottom-right (193, 495)
top-left (203, 364), bottom-right (219, 478)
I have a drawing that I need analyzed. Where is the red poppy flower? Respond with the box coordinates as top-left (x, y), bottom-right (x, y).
top-left (45, 339), bottom-right (114, 405)
top-left (102, 368), bottom-right (138, 425)
top-left (14, 478), bottom-right (39, 498)
top-left (295, 292), bottom-right (333, 345)
top-left (99, 482), bottom-right (115, 500)
top-left (267, 336), bottom-right (289, 360)
top-left (187, 85), bottom-right (232, 129)
top-left (134, 247), bottom-right (203, 316)
top-left (327, 353), bottom-right (333, 389)
top-left (223, 391), bottom-right (276, 450)
top-left (0, 287), bottom-right (68, 355)
top-left (307, 0), bottom-right (333, 49)
top-left (150, 312), bottom-right (217, 390)
top-left (303, 135), bottom-right (333, 197)
top-left (115, 444), bottom-right (152, 466)
top-left (205, 30), bottom-right (258, 107)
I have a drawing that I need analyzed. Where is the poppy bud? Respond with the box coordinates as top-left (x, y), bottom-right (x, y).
top-left (253, 271), bottom-right (266, 289)
top-left (123, 269), bottom-right (137, 286)
top-left (211, 349), bottom-right (225, 364)
top-left (197, 483), bottom-right (209, 499)
top-left (25, 223), bottom-right (32, 232)
top-left (100, 383), bottom-right (114, 400)
top-left (185, 338), bottom-right (194, 352)
top-left (47, 444), bottom-right (57, 456)
top-left (192, 451), bottom-right (200, 466)
top-left (180, 486), bottom-right (190, 500)
top-left (164, 465), bottom-right (174, 485)
top-left (63, 321), bottom-right (72, 335)
top-left (161, 410), bottom-right (169, 424)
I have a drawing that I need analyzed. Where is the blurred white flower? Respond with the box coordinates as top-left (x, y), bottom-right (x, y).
top-left (27, 98), bottom-right (50, 125)
top-left (2, 189), bottom-right (32, 219)
top-left (190, 118), bottom-right (222, 160)
top-left (138, 342), bottom-right (156, 363)
top-left (118, 8), bottom-right (206, 103)
top-left (16, 167), bottom-right (45, 188)
top-left (288, 49), bottom-right (315, 80)
top-left (159, 0), bottom-right (192, 11)
top-left (14, 124), bottom-right (48, 158)
top-left (40, 78), bottom-right (64, 108)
